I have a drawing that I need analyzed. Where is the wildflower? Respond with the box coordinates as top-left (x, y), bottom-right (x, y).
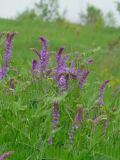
top-left (31, 37), bottom-right (49, 77)
top-left (74, 107), bottom-right (83, 129)
top-left (4, 32), bottom-right (16, 69)
top-left (53, 100), bottom-right (59, 129)
top-left (69, 61), bottom-right (77, 80)
top-left (56, 47), bottom-right (64, 66)
top-left (0, 151), bottom-right (14, 160)
top-left (38, 37), bottom-right (49, 73)
top-left (55, 48), bottom-right (69, 92)
top-left (69, 107), bottom-right (83, 143)
top-left (40, 36), bottom-right (48, 52)
top-left (79, 70), bottom-right (89, 89)
top-left (0, 68), bottom-right (5, 80)
top-left (98, 80), bottom-right (110, 107)
top-left (31, 59), bottom-right (38, 76)
top-left (56, 48), bottom-right (67, 73)
top-left (49, 100), bottom-right (59, 144)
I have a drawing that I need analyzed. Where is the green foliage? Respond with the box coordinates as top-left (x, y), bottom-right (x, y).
top-left (116, 1), bottom-right (120, 13)
top-left (105, 11), bottom-right (116, 27)
top-left (35, 0), bottom-right (60, 21)
top-left (0, 19), bottom-right (120, 160)
top-left (80, 5), bottom-right (104, 28)
top-left (16, 9), bottom-right (37, 20)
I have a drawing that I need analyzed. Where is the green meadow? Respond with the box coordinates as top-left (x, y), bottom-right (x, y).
top-left (0, 18), bottom-right (120, 160)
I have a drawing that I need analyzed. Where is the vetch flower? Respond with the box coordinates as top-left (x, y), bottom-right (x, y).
top-left (48, 100), bottom-right (59, 145)
top-left (56, 47), bottom-right (64, 66)
top-left (98, 80), bottom-right (110, 107)
top-left (0, 68), bottom-right (6, 80)
top-left (69, 107), bottom-right (83, 143)
top-left (4, 32), bottom-right (16, 69)
top-left (53, 100), bottom-right (59, 129)
top-left (79, 70), bottom-right (89, 89)
top-left (31, 59), bottom-right (38, 76)
top-left (55, 48), bottom-right (69, 92)
top-left (31, 37), bottom-right (49, 77)
top-left (69, 61), bottom-right (77, 80)
top-left (38, 37), bottom-right (49, 73)
top-left (0, 151), bottom-right (14, 160)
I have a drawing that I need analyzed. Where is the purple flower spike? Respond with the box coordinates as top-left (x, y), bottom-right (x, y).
top-left (40, 37), bottom-right (48, 52)
top-left (4, 32), bottom-right (16, 69)
top-left (53, 100), bottom-right (59, 129)
top-left (0, 151), bottom-right (14, 160)
top-left (38, 37), bottom-right (49, 73)
top-left (74, 107), bottom-right (83, 129)
top-left (100, 80), bottom-right (110, 94)
top-left (98, 80), bottom-right (110, 107)
top-left (57, 73), bottom-right (69, 92)
top-left (69, 107), bottom-right (83, 143)
top-left (79, 70), bottom-right (89, 89)
top-left (56, 47), bottom-right (64, 66)
top-left (55, 48), bottom-right (70, 92)
top-left (0, 68), bottom-right (6, 80)
top-left (31, 59), bottom-right (38, 76)
top-left (31, 37), bottom-right (49, 77)
top-left (48, 100), bottom-right (59, 145)
top-left (69, 61), bottom-right (77, 80)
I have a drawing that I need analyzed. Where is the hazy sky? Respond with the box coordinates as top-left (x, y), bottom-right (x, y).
top-left (0, 0), bottom-right (120, 25)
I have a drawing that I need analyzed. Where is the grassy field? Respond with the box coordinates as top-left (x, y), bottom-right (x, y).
top-left (0, 18), bottom-right (120, 160)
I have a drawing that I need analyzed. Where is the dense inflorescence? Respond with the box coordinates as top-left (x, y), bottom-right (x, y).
top-left (31, 37), bottom-right (49, 77)
top-left (49, 100), bottom-right (59, 144)
top-left (0, 32), bottom-right (16, 80)
top-left (98, 80), bottom-right (110, 107)
top-left (31, 38), bottom-right (90, 93)
top-left (69, 107), bottom-right (83, 143)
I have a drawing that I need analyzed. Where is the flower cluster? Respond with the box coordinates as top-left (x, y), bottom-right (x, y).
top-left (31, 37), bottom-right (49, 77)
top-left (31, 37), bottom-right (90, 93)
top-left (0, 32), bottom-right (16, 80)
top-left (49, 100), bottom-right (59, 144)
top-left (98, 80), bottom-right (110, 107)
top-left (4, 32), bottom-right (16, 69)
top-left (79, 70), bottom-right (89, 89)
top-left (69, 107), bottom-right (83, 143)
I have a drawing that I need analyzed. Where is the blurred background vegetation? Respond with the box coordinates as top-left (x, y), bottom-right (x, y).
top-left (16, 0), bottom-right (120, 28)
